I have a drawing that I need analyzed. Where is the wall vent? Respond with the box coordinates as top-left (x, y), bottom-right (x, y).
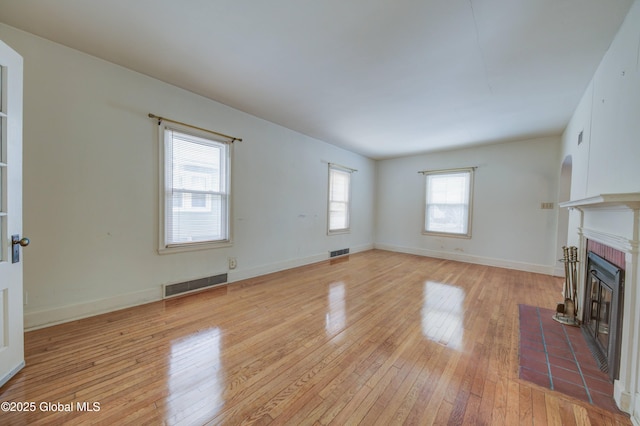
top-left (163, 273), bottom-right (228, 299)
top-left (329, 248), bottom-right (350, 258)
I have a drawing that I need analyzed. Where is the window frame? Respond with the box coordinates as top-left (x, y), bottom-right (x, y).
top-left (158, 121), bottom-right (232, 254)
top-left (327, 164), bottom-right (352, 235)
top-left (422, 167), bottom-right (474, 238)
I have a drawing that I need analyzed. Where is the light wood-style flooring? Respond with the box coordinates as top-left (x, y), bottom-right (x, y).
top-left (0, 250), bottom-right (632, 425)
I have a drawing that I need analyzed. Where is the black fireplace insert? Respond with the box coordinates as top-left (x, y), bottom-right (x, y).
top-left (582, 251), bottom-right (624, 382)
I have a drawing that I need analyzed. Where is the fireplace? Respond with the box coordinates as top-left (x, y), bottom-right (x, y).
top-left (559, 192), bottom-right (640, 417)
top-left (583, 251), bottom-right (624, 382)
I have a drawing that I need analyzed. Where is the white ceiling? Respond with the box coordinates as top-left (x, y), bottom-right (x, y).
top-left (0, 0), bottom-right (633, 159)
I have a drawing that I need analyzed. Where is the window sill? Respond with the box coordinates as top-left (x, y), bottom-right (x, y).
top-left (158, 240), bottom-right (232, 254)
top-left (328, 229), bottom-right (351, 236)
top-left (422, 231), bottom-right (471, 239)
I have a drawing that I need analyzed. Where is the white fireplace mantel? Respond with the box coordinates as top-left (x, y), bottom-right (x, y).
top-left (559, 193), bottom-right (640, 211)
top-left (560, 193), bottom-right (640, 255)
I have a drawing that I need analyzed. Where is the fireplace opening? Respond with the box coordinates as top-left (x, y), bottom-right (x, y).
top-left (582, 251), bottom-right (624, 382)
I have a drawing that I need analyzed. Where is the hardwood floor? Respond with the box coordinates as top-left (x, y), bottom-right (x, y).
top-left (0, 250), bottom-right (632, 425)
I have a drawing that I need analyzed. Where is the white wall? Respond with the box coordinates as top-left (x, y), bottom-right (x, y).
top-left (560, 1), bottom-right (640, 422)
top-left (375, 136), bottom-right (561, 274)
top-left (561, 0), bottom-right (640, 198)
top-left (0, 24), bottom-right (376, 329)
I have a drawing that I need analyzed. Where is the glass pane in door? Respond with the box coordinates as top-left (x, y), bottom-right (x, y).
top-left (0, 65), bottom-right (7, 262)
top-left (0, 66), bottom-right (4, 261)
top-left (590, 277), bottom-right (599, 320)
top-left (0, 64), bottom-right (3, 111)
top-left (0, 167), bottom-right (3, 260)
top-left (597, 285), bottom-right (612, 351)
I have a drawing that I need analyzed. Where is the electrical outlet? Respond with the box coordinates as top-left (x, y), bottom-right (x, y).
top-left (228, 257), bottom-right (237, 269)
top-left (541, 202), bottom-right (554, 209)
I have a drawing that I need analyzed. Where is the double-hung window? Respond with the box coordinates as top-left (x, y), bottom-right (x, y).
top-left (423, 168), bottom-right (474, 238)
top-left (328, 165), bottom-right (352, 234)
top-left (160, 123), bottom-right (231, 252)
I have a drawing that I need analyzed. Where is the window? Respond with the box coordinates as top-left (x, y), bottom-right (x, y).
top-left (423, 168), bottom-right (474, 237)
top-left (160, 123), bottom-right (231, 252)
top-left (328, 165), bottom-right (352, 234)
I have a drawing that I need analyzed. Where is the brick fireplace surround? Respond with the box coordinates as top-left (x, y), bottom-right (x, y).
top-left (560, 193), bottom-right (640, 425)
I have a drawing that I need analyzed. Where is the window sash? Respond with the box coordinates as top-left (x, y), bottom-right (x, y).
top-left (161, 125), bottom-right (231, 250)
top-left (329, 200), bottom-right (349, 231)
top-left (423, 169), bottom-right (473, 237)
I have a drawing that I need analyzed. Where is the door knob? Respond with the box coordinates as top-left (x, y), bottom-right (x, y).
top-left (12, 236), bottom-right (30, 247)
top-left (11, 234), bottom-right (29, 263)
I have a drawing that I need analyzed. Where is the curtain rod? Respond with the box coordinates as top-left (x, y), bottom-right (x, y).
top-left (149, 113), bottom-right (242, 143)
top-left (418, 166), bottom-right (477, 175)
top-left (329, 162), bottom-right (358, 173)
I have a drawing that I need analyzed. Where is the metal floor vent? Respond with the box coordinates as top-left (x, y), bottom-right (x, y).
top-left (163, 273), bottom-right (228, 299)
top-left (329, 248), bottom-right (350, 258)
top-left (581, 326), bottom-right (609, 374)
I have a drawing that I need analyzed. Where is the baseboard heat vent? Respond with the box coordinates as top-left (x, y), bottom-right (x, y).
top-left (163, 273), bottom-right (228, 299)
top-left (329, 248), bottom-right (350, 258)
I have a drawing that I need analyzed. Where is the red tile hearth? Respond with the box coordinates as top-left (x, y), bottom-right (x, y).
top-left (518, 304), bottom-right (621, 413)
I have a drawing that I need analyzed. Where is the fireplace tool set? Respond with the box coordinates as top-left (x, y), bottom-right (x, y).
top-left (554, 246), bottom-right (580, 326)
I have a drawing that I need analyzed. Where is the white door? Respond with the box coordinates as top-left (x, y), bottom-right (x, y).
top-left (0, 39), bottom-right (25, 388)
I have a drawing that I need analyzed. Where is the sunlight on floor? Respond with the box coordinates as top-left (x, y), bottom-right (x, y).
top-left (168, 327), bottom-right (223, 422)
top-left (422, 281), bottom-right (465, 350)
top-left (325, 282), bottom-right (346, 340)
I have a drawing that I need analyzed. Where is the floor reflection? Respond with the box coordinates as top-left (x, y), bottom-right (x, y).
top-left (325, 282), bottom-right (346, 339)
top-left (421, 281), bottom-right (465, 350)
top-left (167, 327), bottom-right (223, 422)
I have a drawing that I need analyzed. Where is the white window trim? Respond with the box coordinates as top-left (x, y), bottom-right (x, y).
top-left (327, 164), bottom-right (353, 235)
top-left (158, 121), bottom-right (233, 254)
top-left (422, 167), bottom-right (474, 239)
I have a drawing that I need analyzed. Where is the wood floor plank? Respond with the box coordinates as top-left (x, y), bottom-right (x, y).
top-left (476, 379), bottom-right (497, 426)
top-left (505, 380), bottom-right (521, 425)
top-left (460, 393), bottom-right (482, 425)
top-left (545, 392), bottom-right (565, 426)
top-left (0, 250), bottom-right (631, 425)
top-left (572, 404), bottom-right (592, 426)
top-left (519, 383), bottom-right (534, 425)
top-left (412, 350), bottom-right (462, 425)
top-left (532, 386), bottom-right (550, 426)
top-left (491, 375), bottom-right (509, 426)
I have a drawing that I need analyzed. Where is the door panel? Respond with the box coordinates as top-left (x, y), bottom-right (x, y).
top-left (0, 39), bottom-right (24, 388)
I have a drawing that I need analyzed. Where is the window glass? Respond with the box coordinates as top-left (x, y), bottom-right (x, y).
top-left (161, 126), bottom-right (231, 251)
top-left (328, 166), bottom-right (351, 233)
top-left (424, 169), bottom-right (473, 237)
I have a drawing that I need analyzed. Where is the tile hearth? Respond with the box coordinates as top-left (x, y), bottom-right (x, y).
top-left (518, 304), bottom-right (621, 413)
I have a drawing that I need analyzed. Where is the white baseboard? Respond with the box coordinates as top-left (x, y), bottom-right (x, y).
top-left (374, 243), bottom-right (557, 275)
top-left (613, 380), bottom-right (631, 414)
top-left (24, 288), bottom-right (161, 331)
top-left (552, 266), bottom-right (565, 277)
top-left (0, 361), bottom-right (24, 388)
top-left (24, 243), bottom-right (375, 331)
top-left (614, 380), bottom-right (626, 411)
top-left (613, 386), bottom-right (640, 426)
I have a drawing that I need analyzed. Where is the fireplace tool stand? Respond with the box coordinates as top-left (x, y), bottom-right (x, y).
top-left (554, 246), bottom-right (580, 326)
